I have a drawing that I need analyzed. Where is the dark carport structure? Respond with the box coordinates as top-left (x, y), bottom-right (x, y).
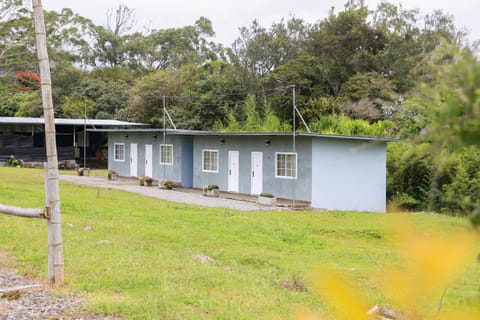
top-left (0, 117), bottom-right (145, 163)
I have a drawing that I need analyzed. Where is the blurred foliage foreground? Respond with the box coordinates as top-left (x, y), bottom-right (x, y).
top-left (300, 215), bottom-right (480, 320)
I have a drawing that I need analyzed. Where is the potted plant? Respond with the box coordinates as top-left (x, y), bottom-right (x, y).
top-left (106, 170), bottom-right (118, 181)
top-left (145, 176), bottom-right (153, 186)
top-left (204, 183), bottom-right (220, 197)
top-left (258, 192), bottom-right (276, 206)
top-left (139, 176), bottom-right (145, 186)
top-left (76, 167), bottom-right (90, 176)
top-left (160, 179), bottom-right (175, 190)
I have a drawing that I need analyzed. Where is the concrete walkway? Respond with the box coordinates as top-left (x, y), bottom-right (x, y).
top-left (59, 174), bottom-right (285, 211)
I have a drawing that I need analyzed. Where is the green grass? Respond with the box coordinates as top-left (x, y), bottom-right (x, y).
top-left (0, 167), bottom-right (479, 319)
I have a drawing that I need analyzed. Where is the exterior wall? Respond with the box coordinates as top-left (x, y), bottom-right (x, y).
top-left (192, 135), bottom-right (312, 201)
top-left (108, 132), bottom-right (186, 184)
top-left (311, 139), bottom-right (386, 212)
top-left (107, 131), bottom-right (387, 212)
top-left (108, 132), bottom-right (130, 176)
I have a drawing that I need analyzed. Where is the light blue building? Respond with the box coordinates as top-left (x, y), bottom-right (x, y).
top-left (94, 129), bottom-right (397, 212)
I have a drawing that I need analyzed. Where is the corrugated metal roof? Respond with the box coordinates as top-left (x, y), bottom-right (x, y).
top-left (0, 117), bottom-right (146, 126)
top-left (87, 128), bottom-right (402, 142)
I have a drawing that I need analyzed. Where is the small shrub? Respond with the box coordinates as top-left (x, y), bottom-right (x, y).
top-left (6, 155), bottom-right (22, 167)
top-left (260, 192), bottom-right (274, 198)
top-left (470, 207), bottom-right (480, 228)
top-left (161, 179), bottom-right (176, 190)
top-left (207, 184), bottom-right (219, 190)
top-left (391, 192), bottom-right (420, 211)
top-left (107, 170), bottom-right (117, 180)
top-left (139, 176), bottom-right (145, 186)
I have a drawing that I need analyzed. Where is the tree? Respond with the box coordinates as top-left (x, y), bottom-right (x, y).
top-left (127, 61), bottom-right (246, 130)
top-left (125, 65), bottom-right (197, 126)
top-left (0, 1), bottom-right (36, 78)
top-left (372, 2), bottom-right (463, 92)
top-left (130, 17), bottom-right (219, 72)
top-left (62, 77), bottom-right (131, 119)
top-left (232, 16), bottom-right (309, 78)
top-left (306, 3), bottom-right (387, 95)
top-left (338, 72), bottom-right (398, 122)
top-left (0, 3), bottom-right (93, 81)
top-left (427, 45), bottom-right (480, 147)
top-left (263, 55), bottom-right (328, 121)
top-left (87, 4), bottom-right (134, 68)
top-left (385, 43), bottom-right (480, 217)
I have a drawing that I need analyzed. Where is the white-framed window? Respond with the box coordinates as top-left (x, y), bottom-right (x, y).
top-left (275, 152), bottom-right (297, 179)
top-left (202, 149), bottom-right (219, 173)
top-left (114, 143), bottom-right (125, 161)
top-left (160, 144), bottom-right (173, 165)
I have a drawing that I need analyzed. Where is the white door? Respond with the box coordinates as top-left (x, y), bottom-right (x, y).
top-left (145, 144), bottom-right (153, 177)
top-left (228, 150), bottom-right (239, 192)
top-left (130, 143), bottom-right (137, 177)
top-left (251, 152), bottom-right (263, 195)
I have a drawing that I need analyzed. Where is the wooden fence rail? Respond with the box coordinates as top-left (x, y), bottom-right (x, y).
top-left (0, 204), bottom-right (47, 219)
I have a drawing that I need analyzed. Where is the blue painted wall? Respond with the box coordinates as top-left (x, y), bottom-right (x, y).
top-left (108, 132), bottom-right (185, 184)
top-left (108, 132), bottom-right (130, 176)
top-left (311, 139), bottom-right (386, 212)
top-left (107, 131), bottom-right (388, 212)
top-left (192, 135), bottom-right (312, 201)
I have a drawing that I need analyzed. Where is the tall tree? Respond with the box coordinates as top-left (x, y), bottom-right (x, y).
top-left (232, 16), bottom-right (309, 78)
top-left (372, 2), bottom-right (463, 92)
top-left (0, 3), bottom-right (92, 80)
top-left (306, 3), bottom-right (387, 95)
top-left (87, 4), bottom-right (135, 68)
top-left (129, 17), bottom-right (219, 72)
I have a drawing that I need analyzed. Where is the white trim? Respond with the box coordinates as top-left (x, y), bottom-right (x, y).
top-left (114, 143), bottom-right (125, 162)
top-left (275, 152), bottom-right (297, 179)
top-left (159, 144), bottom-right (173, 165)
top-left (202, 149), bottom-right (219, 173)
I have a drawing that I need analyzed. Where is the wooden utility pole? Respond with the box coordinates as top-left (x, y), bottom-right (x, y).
top-left (32, 0), bottom-right (64, 285)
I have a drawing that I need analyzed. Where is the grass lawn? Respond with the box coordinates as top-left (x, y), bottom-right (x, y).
top-left (0, 167), bottom-right (479, 319)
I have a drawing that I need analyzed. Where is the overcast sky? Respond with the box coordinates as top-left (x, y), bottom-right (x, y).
top-left (43, 0), bottom-right (480, 46)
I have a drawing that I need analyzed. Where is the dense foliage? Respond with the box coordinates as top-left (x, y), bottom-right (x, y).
top-left (0, 0), bottom-right (478, 215)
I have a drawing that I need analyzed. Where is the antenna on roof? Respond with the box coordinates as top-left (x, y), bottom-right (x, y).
top-left (84, 100), bottom-right (86, 170)
top-left (164, 106), bottom-right (177, 130)
top-left (274, 79), bottom-right (311, 133)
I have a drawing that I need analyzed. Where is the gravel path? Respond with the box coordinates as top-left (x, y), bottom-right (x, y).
top-left (0, 265), bottom-right (116, 320)
top-left (59, 175), bottom-right (285, 211)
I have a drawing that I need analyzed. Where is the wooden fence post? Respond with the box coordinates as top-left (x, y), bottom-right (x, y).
top-left (32, 0), bottom-right (64, 285)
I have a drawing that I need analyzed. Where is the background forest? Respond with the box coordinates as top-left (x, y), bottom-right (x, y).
top-left (0, 0), bottom-right (478, 216)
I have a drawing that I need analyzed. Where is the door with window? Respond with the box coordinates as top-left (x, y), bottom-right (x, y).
top-left (145, 144), bottom-right (153, 177)
top-left (250, 152), bottom-right (263, 195)
top-left (130, 143), bottom-right (137, 177)
top-left (228, 150), bottom-right (239, 192)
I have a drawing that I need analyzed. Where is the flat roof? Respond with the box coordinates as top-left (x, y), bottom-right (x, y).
top-left (88, 128), bottom-right (401, 142)
top-left (0, 117), bottom-right (146, 126)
